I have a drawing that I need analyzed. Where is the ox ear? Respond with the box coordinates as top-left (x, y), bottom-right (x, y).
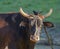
top-left (43, 22), bottom-right (54, 28)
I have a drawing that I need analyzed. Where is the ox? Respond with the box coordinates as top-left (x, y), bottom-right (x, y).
top-left (0, 8), bottom-right (53, 49)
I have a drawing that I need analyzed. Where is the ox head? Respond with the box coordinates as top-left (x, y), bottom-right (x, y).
top-left (19, 8), bottom-right (53, 42)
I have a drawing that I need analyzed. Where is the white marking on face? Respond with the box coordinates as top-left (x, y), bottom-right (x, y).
top-left (30, 16), bottom-right (43, 42)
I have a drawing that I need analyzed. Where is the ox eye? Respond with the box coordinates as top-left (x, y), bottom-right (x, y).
top-left (19, 21), bottom-right (26, 27)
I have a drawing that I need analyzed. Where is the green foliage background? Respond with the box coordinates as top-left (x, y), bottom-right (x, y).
top-left (0, 0), bottom-right (60, 23)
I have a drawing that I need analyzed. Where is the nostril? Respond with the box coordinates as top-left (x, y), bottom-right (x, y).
top-left (36, 37), bottom-right (38, 39)
top-left (35, 35), bottom-right (39, 40)
top-left (30, 35), bottom-right (40, 42)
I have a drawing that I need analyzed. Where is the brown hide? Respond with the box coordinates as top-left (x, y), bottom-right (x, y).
top-left (0, 12), bottom-right (36, 49)
top-left (0, 19), bottom-right (8, 28)
top-left (0, 12), bottom-right (54, 49)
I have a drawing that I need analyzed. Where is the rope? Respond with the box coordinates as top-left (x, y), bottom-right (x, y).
top-left (44, 26), bottom-right (54, 49)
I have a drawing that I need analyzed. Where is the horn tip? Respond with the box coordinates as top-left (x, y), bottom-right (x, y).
top-left (20, 7), bottom-right (22, 10)
top-left (50, 8), bottom-right (53, 12)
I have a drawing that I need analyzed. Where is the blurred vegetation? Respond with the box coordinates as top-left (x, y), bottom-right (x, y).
top-left (0, 0), bottom-right (60, 23)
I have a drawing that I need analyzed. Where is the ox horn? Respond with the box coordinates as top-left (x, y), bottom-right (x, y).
top-left (20, 8), bottom-right (33, 19)
top-left (44, 8), bottom-right (53, 18)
